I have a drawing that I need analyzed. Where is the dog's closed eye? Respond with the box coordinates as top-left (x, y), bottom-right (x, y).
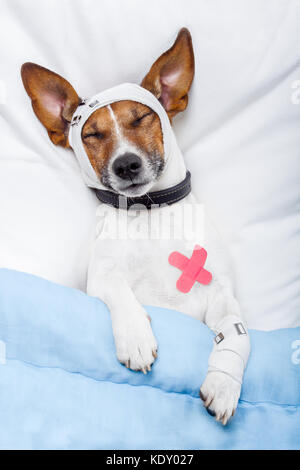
top-left (83, 132), bottom-right (105, 140)
top-left (131, 111), bottom-right (153, 128)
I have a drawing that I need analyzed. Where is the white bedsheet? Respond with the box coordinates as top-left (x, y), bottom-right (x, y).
top-left (0, 0), bottom-right (299, 330)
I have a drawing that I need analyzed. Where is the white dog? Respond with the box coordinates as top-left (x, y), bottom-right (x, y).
top-left (21, 28), bottom-right (250, 425)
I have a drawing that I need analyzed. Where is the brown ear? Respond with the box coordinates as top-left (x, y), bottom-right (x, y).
top-left (21, 63), bottom-right (80, 147)
top-left (141, 28), bottom-right (195, 121)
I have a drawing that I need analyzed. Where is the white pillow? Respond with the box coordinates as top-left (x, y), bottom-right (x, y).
top-left (0, 0), bottom-right (299, 329)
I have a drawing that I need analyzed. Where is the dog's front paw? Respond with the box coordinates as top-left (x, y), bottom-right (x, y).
top-left (200, 372), bottom-right (241, 425)
top-left (113, 309), bottom-right (158, 373)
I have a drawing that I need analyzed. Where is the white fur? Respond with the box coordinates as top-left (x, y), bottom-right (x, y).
top-left (86, 106), bottom-right (250, 425)
top-left (106, 105), bottom-right (156, 196)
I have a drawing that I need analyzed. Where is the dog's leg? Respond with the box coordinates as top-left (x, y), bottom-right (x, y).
top-left (87, 256), bottom-right (157, 373)
top-left (200, 284), bottom-right (250, 425)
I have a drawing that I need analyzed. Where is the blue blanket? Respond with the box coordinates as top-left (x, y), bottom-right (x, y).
top-left (0, 269), bottom-right (299, 450)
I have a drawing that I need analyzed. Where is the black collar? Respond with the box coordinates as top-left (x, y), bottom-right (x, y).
top-left (95, 171), bottom-right (191, 210)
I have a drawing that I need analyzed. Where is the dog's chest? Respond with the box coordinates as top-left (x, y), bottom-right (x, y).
top-left (93, 195), bottom-right (226, 320)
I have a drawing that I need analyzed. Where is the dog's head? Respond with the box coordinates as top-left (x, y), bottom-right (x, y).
top-left (21, 28), bottom-right (194, 196)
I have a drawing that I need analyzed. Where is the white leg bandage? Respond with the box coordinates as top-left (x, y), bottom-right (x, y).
top-left (208, 315), bottom-right (250, 385)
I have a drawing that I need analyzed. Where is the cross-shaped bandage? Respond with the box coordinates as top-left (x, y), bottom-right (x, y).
top-left (168, 245), bottom-right (212, 293)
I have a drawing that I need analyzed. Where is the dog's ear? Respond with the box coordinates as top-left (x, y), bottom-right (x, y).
top-left (21, 63), bottom-right (80, 147)
top-left (141, 28), bottom-right (195, 121)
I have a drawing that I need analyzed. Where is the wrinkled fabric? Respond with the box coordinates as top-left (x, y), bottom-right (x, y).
top-left (0, 269), bottom-right (298, 450)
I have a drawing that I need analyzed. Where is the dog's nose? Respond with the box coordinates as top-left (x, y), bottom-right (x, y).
top-left (113, 153), bottom-right (142, 180)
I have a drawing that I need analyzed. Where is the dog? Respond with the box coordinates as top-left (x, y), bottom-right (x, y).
top-left (21, 28), bottom-right (250, 425)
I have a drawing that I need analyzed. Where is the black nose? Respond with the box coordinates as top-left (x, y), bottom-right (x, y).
top-left (113, 153), bottom-right (142, 180)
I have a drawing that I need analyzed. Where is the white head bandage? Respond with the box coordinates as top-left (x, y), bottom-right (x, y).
top-left (68, 83), bottom-right (185, 190)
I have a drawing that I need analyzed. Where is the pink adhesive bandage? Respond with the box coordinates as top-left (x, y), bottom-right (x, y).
top-left (168, 245), bottom-right (212, 293)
